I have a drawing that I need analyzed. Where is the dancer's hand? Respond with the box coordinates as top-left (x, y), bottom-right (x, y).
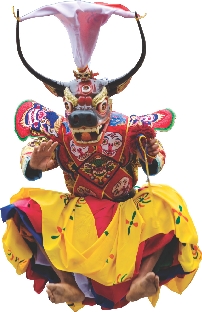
top-left (29, 139), bottom-right (58, 171)
top-left (137, 138), bottom-right (159, 161)
top-left (146, 139), bottom-right (159, 157)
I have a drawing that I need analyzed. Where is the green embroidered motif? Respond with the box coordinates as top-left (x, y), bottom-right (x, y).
top-left (7, 249), bottom-right (27, 264)
top-left (134, 192), bottom-right (151, 210)
top-left (51, 227), bottom-right (66, 239)
top-left (126, 210), bottom-right (138, 235)
top-left (172, 205), bottom-right (188, 224)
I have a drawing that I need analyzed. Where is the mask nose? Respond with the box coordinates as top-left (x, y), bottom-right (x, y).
top-left (68, 111), bottom-right (97, 128)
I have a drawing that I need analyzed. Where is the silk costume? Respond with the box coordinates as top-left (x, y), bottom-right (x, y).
top-left (1, 1), bottom-right (201, 311)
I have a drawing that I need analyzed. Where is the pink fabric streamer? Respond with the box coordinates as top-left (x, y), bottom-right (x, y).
top-left (19, 1), bottom-right (135, 68)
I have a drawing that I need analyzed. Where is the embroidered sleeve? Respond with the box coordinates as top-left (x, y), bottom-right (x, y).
top-left (15, 101), bottom-right (65, 143)
top-left (20, 137), bottom-right (58, 181)
top-left (139, 140), bottom-right (166, 176)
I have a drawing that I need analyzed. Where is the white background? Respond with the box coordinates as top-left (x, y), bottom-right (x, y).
top-left (0, 0), bottom-right (201, 311)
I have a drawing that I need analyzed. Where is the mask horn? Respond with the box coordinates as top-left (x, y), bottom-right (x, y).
top-left (16, 9), bottom-right (67, 97)
top-left (106, 12), bottom-right (146, 97)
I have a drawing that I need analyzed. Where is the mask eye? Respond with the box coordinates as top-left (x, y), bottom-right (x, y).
top-left (102, 138), bottom-right (108, 145)
top-left (82, 85), bottom-right (91, 93)
top-left (97, 98), bottom-right (108, 115)
top-left (64, 101), bottom-right (73, 113)
top-left (114, 139), bottom-right (121, 147)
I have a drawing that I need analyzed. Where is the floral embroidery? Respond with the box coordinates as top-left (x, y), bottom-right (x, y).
top-left (60, 193), bottom-right (71, 206)
top-left (191, 244), bottom-right (202, 260)
top-left (106, 254), bottom-right (114, 263)
top-left (76, 197), bottom-right (86, 207)
top-left (116, 273), bottom-right (128, 283)
top-left (133, 192), bottom-right (151, 210)
top-left (51, 227), bottom-right (66, 239)
top-left (172, 205), bottom-right (188, 224)
top-left (7, 249), bottom-right (27, 264)
top-left (126, 210), bottom-right (138, 235)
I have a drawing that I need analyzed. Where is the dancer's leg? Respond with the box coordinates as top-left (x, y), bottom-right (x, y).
top-left (37, 244), bottom-right (85, 304)
top-left (126, 247), bottom-right (163, 302)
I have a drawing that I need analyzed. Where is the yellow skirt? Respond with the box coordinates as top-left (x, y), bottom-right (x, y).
top-left (2, 184), bottom-right (201, 308)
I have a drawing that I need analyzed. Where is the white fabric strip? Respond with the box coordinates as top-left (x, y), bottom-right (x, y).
top-left (19, 1), bottom-right (135, 68)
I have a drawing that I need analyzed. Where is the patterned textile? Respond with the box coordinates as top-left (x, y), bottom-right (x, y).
top-left (16, 101), bottom-right (169, 196)
top-left (8, 2), bottom-right (200, 310)
top-left (1, 184), bottom-right (201, 310)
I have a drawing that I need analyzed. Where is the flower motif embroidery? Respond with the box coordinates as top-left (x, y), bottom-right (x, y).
top-left (172, 205), bottom-right (188, 224)
top-left (126, 211), bottom-right (138, 235)
top-left (7, 249), bottom-right (27, 264)
top-left (116, 273), bottom-right (128, 283)
top-left (133, 192), bottom-right (151, 210)
top-left (106, 254), bottom-right (114, 263)
top-left (51, 227), bottom-right (66, 239)
top-left (191, 244), bottom-right (202, 260)
top-left (60, 193), bottom-right (71, 206)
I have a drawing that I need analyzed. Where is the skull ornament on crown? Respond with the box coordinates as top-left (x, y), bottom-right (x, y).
top-left (14, 1), bottom-right (146, 146)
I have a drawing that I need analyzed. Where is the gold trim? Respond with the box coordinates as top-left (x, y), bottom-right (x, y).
top-left (108, 98), bottom-right (113, 111)
top-left (54, 117), bottom-right (63, 133)
top-left (135, 13), bottom-right (147, 21)
top-left (43, 83), bottom-right (58, 97)
top-left (64, 87), bottom-right (78, 107)
top-left (117, 78), bottom-right (131, 94)
top-left (92, 87), bottom-right (108, 107)
top-left (12, 6), bottom-right (21, 21)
